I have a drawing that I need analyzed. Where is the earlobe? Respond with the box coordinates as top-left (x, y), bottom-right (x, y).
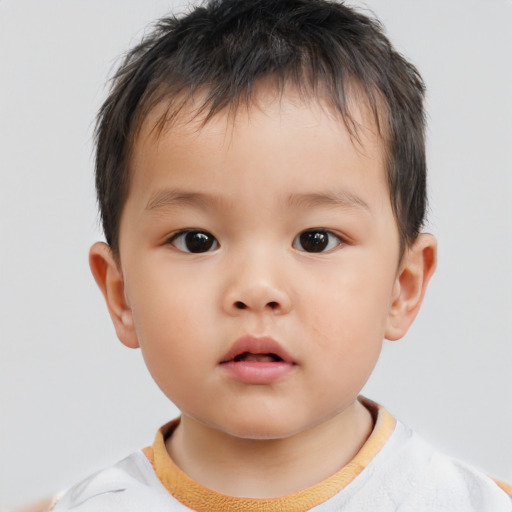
top-left (89, 242), bottom-right (139, 349)
top-left (385, 234), bottom-right (437, 341)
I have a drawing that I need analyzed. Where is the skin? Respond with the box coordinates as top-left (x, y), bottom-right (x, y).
top-left (90, 88), bottom-right (436, 498)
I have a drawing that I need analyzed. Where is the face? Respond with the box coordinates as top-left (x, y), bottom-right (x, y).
top-left (114, 91), bottom-right (404, 439)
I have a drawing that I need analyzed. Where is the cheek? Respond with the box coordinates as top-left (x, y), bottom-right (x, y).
top-left (127, 270), bottom-right (209, 371)
top-left (128, 258), bottom-right (213, 330)
top-left (133, 294), bottom-right (214, 410)
top-left (302, 268), bottom-right (393, 341)
top-left (296, 260), bottom-right (394, 394)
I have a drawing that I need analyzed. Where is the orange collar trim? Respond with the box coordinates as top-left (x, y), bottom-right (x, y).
top-left (142, 397), bottom-right (396, 512)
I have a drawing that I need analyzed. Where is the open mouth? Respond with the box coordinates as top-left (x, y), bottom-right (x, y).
top-left (218, 336), bottom-right (296, 383)
top-left (232, 352), bottom-right (284, 363)
top-left (220, 335), bottom-right (294, 365)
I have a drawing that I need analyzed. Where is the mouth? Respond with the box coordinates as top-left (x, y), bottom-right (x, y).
top-left (233, 352), bottom-right (284, 363)
top-left (219, 336), bottom-right (296, 385)
top-left (220, 335), bottom-right (294, 365)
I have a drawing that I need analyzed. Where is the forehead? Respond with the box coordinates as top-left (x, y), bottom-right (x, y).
top-left (144, 120), bottom-right (370, 186)
top-left (131, 82), bottom-right (386, 170)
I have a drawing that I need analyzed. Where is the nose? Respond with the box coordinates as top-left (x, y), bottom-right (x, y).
top-left (222, 256), bottom-right (292, 316)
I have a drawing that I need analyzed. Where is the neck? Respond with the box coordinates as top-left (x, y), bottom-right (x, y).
top-left (166, 399), bottom-right (373, 498)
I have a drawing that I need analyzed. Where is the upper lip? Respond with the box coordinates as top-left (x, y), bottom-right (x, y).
top-left (219, 335), bottom-right (295, 364)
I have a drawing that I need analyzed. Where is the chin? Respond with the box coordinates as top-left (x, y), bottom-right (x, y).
top-left (214, 413), bottom-right (310, 441)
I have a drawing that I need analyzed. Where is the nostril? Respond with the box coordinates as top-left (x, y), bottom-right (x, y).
top-left (231, 300), bottom-right (283, 312)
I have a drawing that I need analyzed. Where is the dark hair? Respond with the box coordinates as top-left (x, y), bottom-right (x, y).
top-left (95, 0), bottom-right (426, 256)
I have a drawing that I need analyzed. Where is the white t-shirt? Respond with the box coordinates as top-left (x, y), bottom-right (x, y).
top-left (52, 399), bottom-right (512, 512)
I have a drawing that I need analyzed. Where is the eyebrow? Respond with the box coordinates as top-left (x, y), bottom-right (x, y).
top-left (145, 189), bottom-right (370, 213)
top-left (287, 191), bottom-right (370, 212)
top-left (145, 189), bottom-right (227, 211)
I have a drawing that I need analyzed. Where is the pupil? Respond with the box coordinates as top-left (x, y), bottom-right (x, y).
top-left (185, 232), bottom-right (213, 253)
top-left (300, 231), bottom-right (328, 252)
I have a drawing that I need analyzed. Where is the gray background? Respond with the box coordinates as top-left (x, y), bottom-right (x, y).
top-left (1, 0), bottom-right (511, 509)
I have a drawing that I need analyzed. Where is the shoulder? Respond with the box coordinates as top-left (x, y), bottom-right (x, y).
top-left (381, 421), bottom-right (512, 511)
top-left (50, 451), bottom-right (189, 512)
top-left (418, 452), bottom-right (511, 507)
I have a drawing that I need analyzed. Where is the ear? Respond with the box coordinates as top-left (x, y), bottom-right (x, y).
top-left (89, 242), bottom-right (139, 349)
top-left (385, 234), bottom-right (437, 341)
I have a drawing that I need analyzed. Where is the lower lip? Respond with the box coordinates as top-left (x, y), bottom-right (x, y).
top-left (219, 361), bottom-right (295, 384)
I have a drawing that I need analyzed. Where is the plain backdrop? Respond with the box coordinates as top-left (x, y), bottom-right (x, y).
top-left (1, 0), bottom-right (511, 509)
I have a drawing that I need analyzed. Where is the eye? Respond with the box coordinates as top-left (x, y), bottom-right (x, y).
top-left (169, 230), bottom-right (219, 253)
top-left (292, 229), bottom-right (342, 253)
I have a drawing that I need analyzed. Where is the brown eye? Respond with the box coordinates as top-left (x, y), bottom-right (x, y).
top-left (293, 230), bottom-right (341, 253)
top-left (170, 231), bottom-right (219, 253)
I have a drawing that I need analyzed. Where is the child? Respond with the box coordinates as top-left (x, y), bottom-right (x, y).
top-left (50, 0), bottom-right (511, 510)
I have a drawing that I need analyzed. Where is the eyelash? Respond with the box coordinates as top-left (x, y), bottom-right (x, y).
top-left (168, 228), bottom-right (343, 254)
